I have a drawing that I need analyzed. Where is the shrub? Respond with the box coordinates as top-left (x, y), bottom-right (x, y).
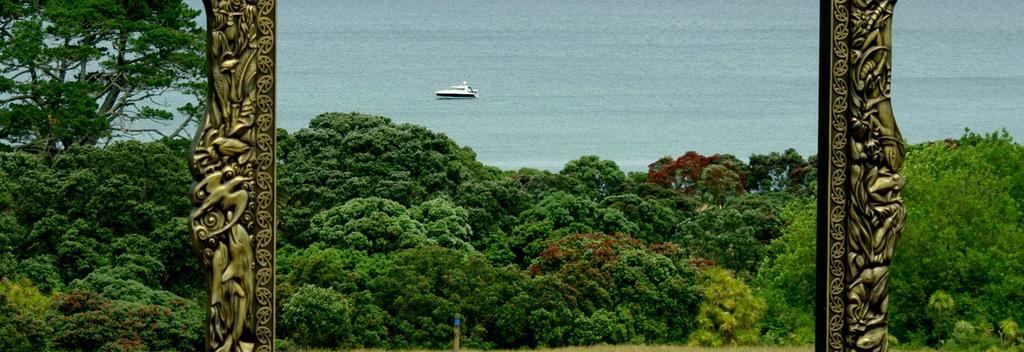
top-left (688, 267), bottom-right (765, 347)
top-left (0, 279), bottom-right (54, 351)
top-left (51, 290), bottom-right (202, 352)
top-left (928, 290), bottom-right (957, 341)
top-left (281, 285), bottom-right (355, 348)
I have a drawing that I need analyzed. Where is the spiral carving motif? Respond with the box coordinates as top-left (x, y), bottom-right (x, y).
top-left (190, 1), bottom-right (276, 351)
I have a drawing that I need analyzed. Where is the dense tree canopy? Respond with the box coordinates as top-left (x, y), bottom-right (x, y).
top-left (891, 131), bottom-right (1024, 348)
top-left (1, 107), bottom-right (1019, 351)
top-left (270, 112), bottom-right (816, 348)
top-left (278, 112), bottom-right (492, 238)
top-left (0, 0), bottom-right (1018, 349)
top-left (0, 140), bottom-right (202, 351)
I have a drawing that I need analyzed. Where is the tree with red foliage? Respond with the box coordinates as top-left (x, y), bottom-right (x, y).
top-left (647, 151), bottom-right (747, 197)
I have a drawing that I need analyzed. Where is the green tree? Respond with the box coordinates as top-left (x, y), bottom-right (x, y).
top-left (302, 197), bottom-right (430, 252)
top-left (753, 131), bottom-right (1024, 349)
top-left (559, 155), bottom-right (626, 201)
top-left (532, 232), bottom-right (701, 345)
top-left (600, 194), bottom-right (678, 244)
top-left (454, 178), bottom-right (530, 235)
top-left (999, 318), bottom-right (1021, 347)
top-left (275, 245), bottom-right (392, 348)
top-left (410, 198), bottom-right (476, 251)
top-left (0, 0), bottom-right (205, 153)
top-left (754, 199), bottom-right (816, 345)
top-left (281, 285), bottom-right (356, 348)
top-left (511, 192), bottom-right (638, 264)
top-left (300, 196), bottom-right (477, 254)
top-left (453, 177), bottom-right (531, 263)
top-left (0, 150), bottom-right (58, 232)
top-left (277, 243), bottom-right (376, 295)
top-left (747, 148), bottom-right (814, 194)
top-left (278, 112), bottom-right (490, 238)
top-left (674, 194), bottom-right (787, 276)
top-left (16, 254), bottom-right (64, 292)
top-left (370, 247), bottom-right (522, 349)
top-left (508, 167), bottom-right (572, 202)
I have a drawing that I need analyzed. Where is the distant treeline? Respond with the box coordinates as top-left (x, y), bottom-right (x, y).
top-left (2, 112), bottom-right (1023, 351)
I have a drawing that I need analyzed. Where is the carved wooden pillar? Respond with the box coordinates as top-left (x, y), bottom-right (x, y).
top-left (189, 1), bottom-right (276, 351)
top-left (820, 0), bottom-right (904, 351)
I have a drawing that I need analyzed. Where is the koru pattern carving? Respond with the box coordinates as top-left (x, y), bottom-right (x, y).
top-left (189, 1), bottom-right (276, 351)
top-left (825, 0), bottom-right (852, 348)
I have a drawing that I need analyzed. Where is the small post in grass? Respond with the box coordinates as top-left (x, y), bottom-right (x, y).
top-left (453, 317), bottom-right (461, 351)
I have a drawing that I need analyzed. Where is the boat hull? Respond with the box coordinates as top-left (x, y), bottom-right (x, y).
top-left (435, 93), bottom-right (477, 98)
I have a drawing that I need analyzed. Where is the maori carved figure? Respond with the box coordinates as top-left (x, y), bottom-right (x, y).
top-left (190, 1), bottom-right (276, 352)
top-left (847, 0), bottom-right (904, 350)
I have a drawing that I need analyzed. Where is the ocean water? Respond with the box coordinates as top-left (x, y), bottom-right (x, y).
top-left (205, 1), bottom-right (1024, 171)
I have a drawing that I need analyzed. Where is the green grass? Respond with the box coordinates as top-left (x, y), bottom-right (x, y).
top-left (292, 345), bottom-right (939, 352)
top-left (295, 346), bottom-right (816, 352)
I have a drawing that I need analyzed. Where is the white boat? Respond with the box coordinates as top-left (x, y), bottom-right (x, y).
top-left (435, 81), bottom-right (478, 98)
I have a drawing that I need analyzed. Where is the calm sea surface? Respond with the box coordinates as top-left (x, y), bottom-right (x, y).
top-left (194, 1), bottom-right (1024, 171)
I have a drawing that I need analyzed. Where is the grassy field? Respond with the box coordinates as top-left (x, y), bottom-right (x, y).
top-left (290, 344), bottom-right (941, 352)
top-left (295, 346), bottom-right (817, 352)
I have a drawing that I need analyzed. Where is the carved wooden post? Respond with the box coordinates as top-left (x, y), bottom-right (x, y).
top-left (820, 0), bottom-right (905, 351)
top-left (189, 1), bottom-right (276, 351)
